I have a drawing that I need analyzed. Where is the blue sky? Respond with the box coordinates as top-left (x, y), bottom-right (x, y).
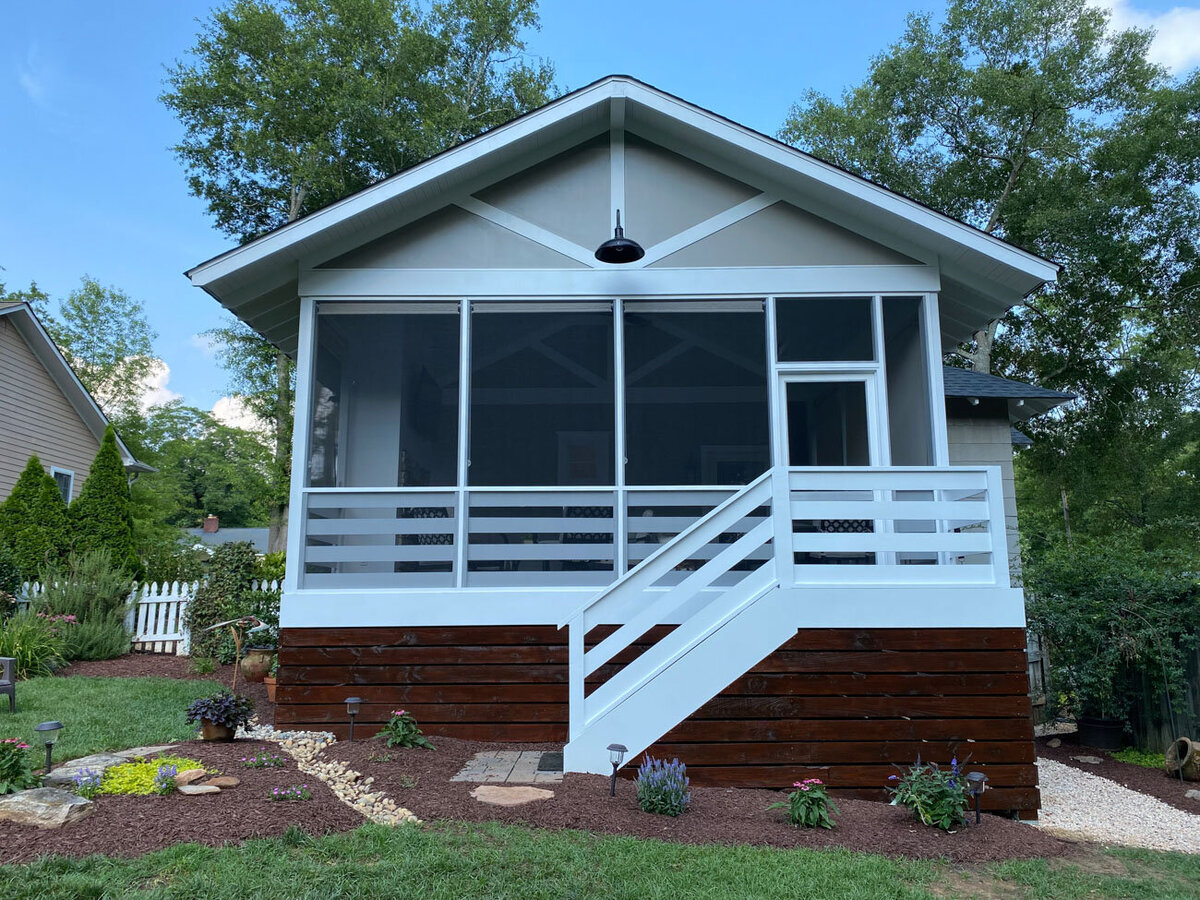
top-left (2, 0), bottom-right (1197, 415)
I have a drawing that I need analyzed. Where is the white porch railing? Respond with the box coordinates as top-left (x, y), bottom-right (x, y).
top-left (15, 580), bottom-right (282, 655)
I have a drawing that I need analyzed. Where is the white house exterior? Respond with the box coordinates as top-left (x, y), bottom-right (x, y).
top-left (188, 76), bottom-right (1061, 816)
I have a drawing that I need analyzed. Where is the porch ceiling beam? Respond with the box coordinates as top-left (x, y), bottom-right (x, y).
top-left (300, 264), bottom-right (940, 299)
top-left (455, 197), bottom-right (600, 268)
top-left (631, 193), bottom-right (779, 268)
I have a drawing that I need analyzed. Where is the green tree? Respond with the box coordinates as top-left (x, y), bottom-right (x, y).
top-left (71, 427), bottom-right (141, 578)
top-left (0, 457), bottom-right (44, 549)
top-left (163, 0), bottom-right (557, 552)
top-left (0, 458), bottom-right (68, 580)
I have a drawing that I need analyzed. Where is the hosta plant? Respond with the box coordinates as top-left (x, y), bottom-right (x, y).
top-left (635, 756), bottom-right (691, 817)
top-left (768, 778), bottom-right (839, 829)
top-left (378, 709), bottom-right (434, 749)
top-left (0, 738), bottom-right (38, 794)
top-left (887, 758), bottom-right (971, 831)
top-left (185, 690), bottom-right (255, 729)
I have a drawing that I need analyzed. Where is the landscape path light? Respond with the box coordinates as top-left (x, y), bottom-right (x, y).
top-left (34, 720), bottom-right (63, 774)
top-left (607, 743), bottom-right (627, 797)
top-left (345, 697), bottom-right (362, 742)
top-left (966, 771), bottom-right (988, 824)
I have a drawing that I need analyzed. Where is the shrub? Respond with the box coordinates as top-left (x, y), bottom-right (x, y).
top-left (0, 458), bottom-right (47, 561)
top-left (183, 542), bottom-right (259, 659)
top-left (34, 550), bottom-right (133, 660)
top-left (0, 738), bottom-right (39, 794)
top-left (0, 541), bottom-right (19, 619)
top-left (1110, 747), bottom-right (1166, 768)
top-left (635, 757), bottom-right (691, 817)
top-left (185, 690), bottom-right (255, 729)
top-left (0, 612), bottom-right (65, 678)
top-left (768, 778), bottom-right (839, 829)
top-left (1, 459), bottom-right (68, 580)
top-left (99, 756), bottom-right (205, 796)
top-left (140, 536), bottom-right (207, 584)
top-left (887, 758), bottom-right (970, 831)
top-left (70, 427), bottom-right (142, 578)
top-left (188, 656), bottom-right (216, 675)
top-left (378, 709), bottom-right (434, 749)
top-left (270, 784), bottom-right (312, 802)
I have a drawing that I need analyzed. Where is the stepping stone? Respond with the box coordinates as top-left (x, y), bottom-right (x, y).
top-left (174, 769), bottom-right (207, 786)
top-left (42, 754), bottom-right (129, 788)
top-left (204, 776), bottom-right (241, 788)
top-left (117, 745), bottom-right (177, 759)
top-left (1047, 738), bottom-right (1062, 748)
top-left (1186, 789), bottom-right (1200, 801)
top-left (1071, 755), bottom-right (1105, 765)
top-left (537, 751), bottom-right (564, 773)
top-left (470, 785), bottom-right (554, 807)
top-left (0, 788), bottom-right (93, 829)
top-left (178, 784), bottom-right (221, 795)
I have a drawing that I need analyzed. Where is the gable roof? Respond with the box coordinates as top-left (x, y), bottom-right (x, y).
top-left (942, 366), bottom-right (1074, 420)
top-left (188, 76), bottom-right (1058, 355)
top-left (0, 302), bottom-right (151, 473)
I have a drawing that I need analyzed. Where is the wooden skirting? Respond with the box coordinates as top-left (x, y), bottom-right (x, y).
top-left (277, 625), bottom-right (1039, 814)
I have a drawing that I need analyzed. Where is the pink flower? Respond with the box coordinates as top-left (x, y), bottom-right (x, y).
top-left (792, 781), bottom-right (804, 788)
top-left (800, 785), bottom-right (811, 791)
top-left (393, 709), bottom-right (407, 717)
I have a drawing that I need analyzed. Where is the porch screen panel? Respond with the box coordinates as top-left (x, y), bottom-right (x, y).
top-left (468, 309), bottom-right (614, 486)
top-left (623, 305), bottom-right (769, 485)
top-left (776, 297), bottom-right (874, 362)
top-left (883, 297), bottom-right (933, 466)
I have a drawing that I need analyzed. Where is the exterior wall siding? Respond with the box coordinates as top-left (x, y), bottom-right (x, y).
top-left (277, 624), bottom-right (1040, 815)
top-left (947, 409), bottom-right (1020, 575)
top-left (0, 316), bottom-right (99, 500)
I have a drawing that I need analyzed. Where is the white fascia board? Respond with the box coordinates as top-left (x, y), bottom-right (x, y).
top-left (299, 264), bottom-right (940, 299)
top-left (188, 76), bottom-right (1056, 296)
top-left (0, 304), bottom-right (143, 470)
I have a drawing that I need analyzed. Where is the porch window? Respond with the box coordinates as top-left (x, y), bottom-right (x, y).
top-left (623, 304), bottom-right (769, 485)
top-left (775, 296), bottom-right (874, 362)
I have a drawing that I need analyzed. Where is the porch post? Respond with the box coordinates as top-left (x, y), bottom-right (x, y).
top-left (764, 297), bottom-right (791, 584)
top-left (613, 298), bottom-right (627, 577)
top-left (283, 295), bottom-right (317, 595)
top-left (454, 299), bottom-right (472, 587)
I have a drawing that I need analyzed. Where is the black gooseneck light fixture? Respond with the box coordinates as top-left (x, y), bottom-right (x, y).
top-left (594, 210), bottom-right (644, 264)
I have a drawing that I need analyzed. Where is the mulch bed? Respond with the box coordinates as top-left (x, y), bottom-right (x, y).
top-left (326, 735), bottom-right (1075, 863)
top-left (1036, 734), bottom-right (1200, 815)
top-left (56, 653), bottom-right (275, 724)
top-left (0, 739), bottom-right (364, 864)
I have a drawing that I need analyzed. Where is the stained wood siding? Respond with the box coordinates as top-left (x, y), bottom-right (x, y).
top-left (277, 625), bottom-right (1039, 814)
top-left (0, 316), bottom-right (99, 500)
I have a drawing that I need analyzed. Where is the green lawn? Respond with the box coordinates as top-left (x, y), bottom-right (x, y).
top-left (1, 822), bottom-right (1198, 900)
top-left (2, 676), bottom-right (215, 763)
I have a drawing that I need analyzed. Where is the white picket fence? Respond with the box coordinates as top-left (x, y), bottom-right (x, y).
top-left (16, 580), bottom-right (282, 656)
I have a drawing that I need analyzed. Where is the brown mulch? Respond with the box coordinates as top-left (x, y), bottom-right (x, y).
top-left (0, 739), bottom-right (364, 863)
top-left (1036, 734), bottom-right (1200, 815)
top-left (55, 653), bottom-right (275, 725)
top-left (325, 735), bottom-right (1075, 863)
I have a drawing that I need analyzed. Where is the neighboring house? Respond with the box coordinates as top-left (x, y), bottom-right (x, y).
top-left (188, 76), bottom-right (1071, 816)
top-left (0, 301), bottom-right (149, 501)
top-left (186, 515), bottom-right (270, 553)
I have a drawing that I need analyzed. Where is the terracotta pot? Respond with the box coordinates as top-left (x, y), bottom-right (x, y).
top-left (200, 719), bottom-right (235, 742)
top-left (263, 675), bottom-right (277, 703)
top-left (240, 648), bottom-right (274, 683)
top-left (1166, 737), bottom-right (1199, 781)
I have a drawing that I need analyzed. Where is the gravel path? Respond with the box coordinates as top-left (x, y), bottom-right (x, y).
top-left (1033, 758), bottom-right (1200, 853)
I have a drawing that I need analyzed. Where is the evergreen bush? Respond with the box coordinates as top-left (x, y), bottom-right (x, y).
top-left (0, 457), bottom-right (68, 580)
top-left (0, 457), bottom-right (43, 546)
top-left (70, 427), bottom-right (141, 578)
top-left (36, 550), bottom-right (134, 660)
top-left (0, 541), bottom-right (19, 619)
top-left (183, 542), bottom-right (259, 659)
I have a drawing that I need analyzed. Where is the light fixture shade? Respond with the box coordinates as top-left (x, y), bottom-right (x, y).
top-left (595, 211), bottom-right (644, 264)
top-left (607, 742), bottom-right (628, 765)
top-left (344, 697), bottom-right (362, 715)
top-left (34, 721), bottom-right (63, 744)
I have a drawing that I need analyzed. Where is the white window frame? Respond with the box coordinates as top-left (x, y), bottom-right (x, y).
top-left (49, 467), bottom-right (74, 503)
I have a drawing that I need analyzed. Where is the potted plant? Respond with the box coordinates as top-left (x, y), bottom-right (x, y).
top-left (263, 655), bottom-right (278, 703)
top-left (186, 690), bottom-right (255, 741)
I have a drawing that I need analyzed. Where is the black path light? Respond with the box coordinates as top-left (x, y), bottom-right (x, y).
top-left (345, 697), bottom-right (362, 742)
top-left (607, 743), bottom-right (628, 797)
top-left (34, 721), bottom-right (63, 774)
top-left (966, 771), bottom-right (988, 824)
top-left (594, 210), bottom-right (644, 264)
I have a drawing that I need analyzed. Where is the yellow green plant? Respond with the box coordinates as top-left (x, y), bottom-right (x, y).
top-left (99, 756), bottom-right (207, 796)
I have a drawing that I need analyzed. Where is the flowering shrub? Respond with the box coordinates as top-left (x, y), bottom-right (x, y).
top-left (635, 757), bottom-right (691, 817)
top-left (72, 767), bottom-right (103, 799)
top-left (0, 738), bottom-right (38, 794)
top-left (377, 709), bottom-right (434, 749)
top-left (0, 612), bottom-right (65, 677)
top-left (153, 763), bottom-right (179, 795)
top-left (185, 690), bottom-right (255, 729)
top-left (887, 758), bottom-right (971, 831)
top-left (768, 778), bottom-right (839, 829)
top-left (270, 784), bottom-right (312, 802)
top-left (99, 756), bottom-right (205, 796)
top-left (240, 748), bottom-right (285, 768)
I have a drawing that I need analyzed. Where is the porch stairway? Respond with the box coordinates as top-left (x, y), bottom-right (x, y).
top-left (559, 468), bottom-right (795, 775)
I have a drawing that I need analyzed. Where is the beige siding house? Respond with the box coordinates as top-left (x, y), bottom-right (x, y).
top-left (0, 302), bottom-right (147, 501)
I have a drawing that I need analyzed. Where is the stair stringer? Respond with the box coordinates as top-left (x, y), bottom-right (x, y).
top-left (563, 574), bottom-right (792, 775)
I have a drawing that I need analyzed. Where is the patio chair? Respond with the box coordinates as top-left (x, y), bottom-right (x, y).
top-left (0, 657), bottom-right (14, 713)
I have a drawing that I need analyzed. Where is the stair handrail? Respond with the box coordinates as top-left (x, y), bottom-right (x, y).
top-left (556, 467), bottom-right (776, 630)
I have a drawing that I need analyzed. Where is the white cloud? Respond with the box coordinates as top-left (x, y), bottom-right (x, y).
top-left (139, 359), bottom-right (182, 412)
top-left (16, 45), bottom-right (52, 105)
top-left (189, 333), bottom-right (219, 358)
top-left (212, 395), bottom-right (268, 436)
top-left (1097, 1), bottom-right (1200, 73)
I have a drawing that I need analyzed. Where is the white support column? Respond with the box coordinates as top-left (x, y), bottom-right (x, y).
top-left (454, 299), bottom-right (472, 587)
top-left (613, 298), bottom-right (627, 577)
top-left (284, 296), bottom-right (317, 595)
top-left (923, 293), bottom-right (950, 466)
top-left (872, 295), bottom-right (895, 566)
top-left (568, 616), bottom-right (586, 741)
top-left (764, 297), bottom-right (792, 584)
top-left (985, 465), bottom-right (1011, 587)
